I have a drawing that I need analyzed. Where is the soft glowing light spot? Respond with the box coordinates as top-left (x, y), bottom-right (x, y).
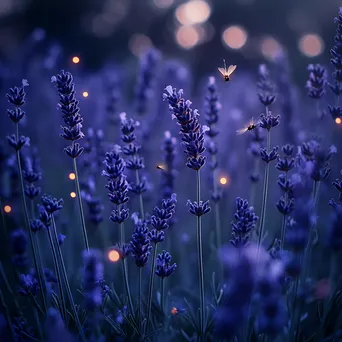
top-left (4, 205), bottom-right (11, 213)
top-left (176, 26), bottom-right (200, 49)
top-left (222, 26), bottom-right (248, 50)
top-left (82, 91), bottom-right (89, 98)
top-left (175, 0), bottom-right (211, 25)
top-left (219, 177), bottom-right (227, 185)
top-left (72, 56), bottom-right (80, 64)
top-left (129, 33), bottom-right (152, 56)
top-left (108, 249), bottom-right (120, 262)
top-left (156, 164), bottom-right (167, 171)
top-left (70, 192), bottom-right (76, 198)
top-left (260, 36), bottom-right (282, 60)
top-left (171, 307), bottom-right (178, 315)
top-left (335, 118), bottom-right (341, 124)
top-left (298, 34), bottom-right (324, 57)
top-left (154, 0), bottom-right (174, 8)
top-left (68, 173), bottom-right (76, 180)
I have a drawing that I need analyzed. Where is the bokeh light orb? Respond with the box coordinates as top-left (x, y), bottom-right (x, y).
top-left (298, 34), bottom-right (324, 57)
top-left (4, 205), bottom-right (11, 213)
top-left (82, 91), bottom-right (89, 98)
top-left (72, 56), bottom-right (80, 64)
top-left (68, 173), bottom-right (76, 180)
top-left (260, 36), bottom-right (282, 60)
top-left (335, 118), bottom-right (341, 124)
top-left (176, 26), bottom-right (200, 49)
top-left (70, 192), bottom-right (76, 198)
top-left (175, 0), bottom-right (211, 26)
top-left (108, 249), bottom-right (120, 262)
top-left (222, 26), bottom-right (248, 49)
top-left (129, 33), bottom-right (152, 56)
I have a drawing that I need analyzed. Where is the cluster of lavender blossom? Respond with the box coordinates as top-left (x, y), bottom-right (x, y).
top-left (0, 6), bottom-right (342, 342)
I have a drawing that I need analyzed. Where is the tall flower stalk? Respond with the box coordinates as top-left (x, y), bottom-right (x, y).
top-left (51, 70), bottom-right (89, 251)
top-left (163, 85), bottom-right (210, 339)
top-left (120, 112), bottom-right (146, 219)
top-left (276, 144), bottom-right (296, 249)
top-left (145, 195), bottom-right (176, 336)
top-left (256, 65), bottom-right (279, 252)
top-left (204, 76), bottom-right (222, 252)
top-left (6, 80), bottom-right (47, 315)
top-left (102, 146), bottom-right (134, 314)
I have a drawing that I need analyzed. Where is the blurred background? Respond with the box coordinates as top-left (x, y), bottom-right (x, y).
top-left (0, 0), bottom-right (341, 86)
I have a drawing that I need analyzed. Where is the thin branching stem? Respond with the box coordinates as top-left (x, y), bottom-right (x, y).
top-left (257, 128), bottom-right (271, 256)
top-left (0, 263), bottom-right (16, 340)
top-left (196, 169), bottom-right (205, 340)
top-left (73, 156), bottom-right (89, 252)
top-left (135, 169), bottom-right (144, 220)
top-left (280, 172), bottom-right (288, 249)
top-left (145, 244), bottom-right (158, 337)
top-left (46, 223), bottom-right (67, 321)
top-left (120, 221), bottom-right (134, 314)
top-left (15, 122), bottom-right (47, 315)
top-left (51, 216), bottom-right (86, 341)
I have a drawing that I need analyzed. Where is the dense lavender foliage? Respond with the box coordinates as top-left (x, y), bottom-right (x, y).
top-left (1, 7), bottom-right (342, 342)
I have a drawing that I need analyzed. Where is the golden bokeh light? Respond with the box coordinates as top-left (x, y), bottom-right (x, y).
top-left (82, 91), bottom-right (89, 98)
top-left (175, 0), bottom-right (211, 25)
top-left (176, 26), bottom-right (200, 49)
top-left (298, 34), bottom-right (324, 57)
top-left (219, 175), bottom-right (231, 186)
top-left (4, 205), bottom-right (11, 213)
top-left (260, 36), bottom-right (282, 60)
top-left (129, 33), bottom-right (152, 56)
top-left (72, 56), bottom-right (80, 64)
top-left (108, 249), bottom-right (120, 262)
top-left (70, 192), bottom-right (76, 198)
top-left (335, 118), bottom-right (341, 124)
top-left (222, 26), bottom-right (248, 50)
top-left (68, 173), bottom-right (76, 180)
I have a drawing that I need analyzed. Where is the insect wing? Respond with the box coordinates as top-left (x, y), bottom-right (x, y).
top-left (218, 67), bottom-right (226, 76)
top-left (236, 127), bottom-right (248, 135)
top-left (227, 65), bottom-right (237, 76)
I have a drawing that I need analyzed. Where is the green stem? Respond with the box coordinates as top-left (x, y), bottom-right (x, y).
top-left (15, 122), bottom-right (47, 315)
top-left (51, 216), bottom-right (86, 341)
top-left (73, 157), bottom-right (89, 252)
top-left (120, 222), bottom-right (134, 315)
top-left (135, 169), bottom-right (144, 220)
top-left (257, 129), bottom-right (271, 256)
top-left (161, 278), bottom-right (165, 314)
top-left (46, 224), bottom-right (67, 321)
top-left (145, 244), bottom-right (158, 336)
top-left (0, 269), bottom-right (16, 340)
top-left (138, 268), bottom-right (142, 336)
top-left (280, 172), bottom-right (288, 250)
top-left (30, 200), bottom-right (49, 312)
top-left (196, 170), bottom-right (205, 340)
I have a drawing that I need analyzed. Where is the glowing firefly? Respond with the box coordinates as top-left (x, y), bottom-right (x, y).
top-left (236, 117), bottom-right (260, 135)
top-left (218, 59), bottom-right (237, 82)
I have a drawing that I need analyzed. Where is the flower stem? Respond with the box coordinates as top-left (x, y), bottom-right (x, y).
top-left (161, 278), bottom-right (165, 314)
top-left (257, 129), bottom-right (271, 256)
top-left (46, 224), bottom-right (67, 321)
top-left (135, 169), bottom-right (144, 220)
top-left (15, 122), bottom-right (47, 315)
top-left (196, 170), bottom-right (205, 339)
top-left (280, 172), bottom-right (288, 250)
top-left (73, 157), bottom-right (89, 251)
top-left (120, 222), bottom-right (134, 314)
top-left (51, 216), bottom-right (86, 341)
top-left (138, 268), bottom-right (142, 336)
top-left (0, 264), bottom-right (16, 341)
top-left (145, 244), bottom-right (158, 336)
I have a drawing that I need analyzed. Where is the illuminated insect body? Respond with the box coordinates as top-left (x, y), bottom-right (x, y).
top-left (236, 117), bottom-right (260, 135)
top-left (218, 59), bottom-right (237, 82)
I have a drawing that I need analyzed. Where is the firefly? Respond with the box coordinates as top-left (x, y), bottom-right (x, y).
top-left (218, 59), bottom-right (237, 82)
top-left (156, 164), bottom-right (167, 171)
top-left (236, 117), bottom-right (260, 135)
